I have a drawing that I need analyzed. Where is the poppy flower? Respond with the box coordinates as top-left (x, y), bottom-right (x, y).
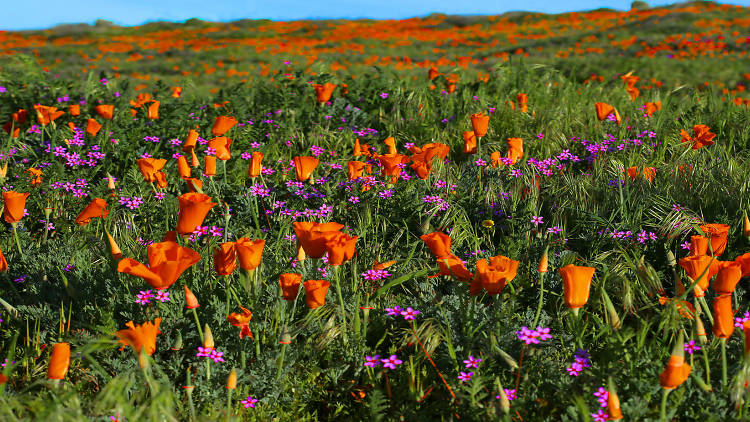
top-left (85, 118), bottom-right (102, 136)
top-left (689, 235), bottom-right (708, 256)
top-left (0, 247), bottom-right (8, 272)
top-left (177, 193), bottom-right (216, 235)
top-left (211, 115), bottom-right (238, 136)
top-left (506, 138), bottom-right (523, 164)
top-left (115, 318), bottom-right (162, 357)
top-left (626, 85), bottom-right (639, 101)
top-left (384, 137), bottom-right (397, 155)
top-left (205, 155), bottom-right (217, 176)
top-left (470, 255), bottom-right (520, 295)
top-left (594, 102), bottom-right (621, 125)
top-left (75, 198), bottom-right (109, 225)
top-left (136, 158), bottom-right (168, 188)
top-left (644, 101), bottom-right (661, 117)
top-left (353, 139), bottom-right (363, 157)
top-left (117, 241), bottom-right (200, 290)
top-left (712, 294), bottom-right (734, 339)
top-left (744, 214), bottom-right (750, 237)
top-left (33, 105), bottom-right (65, 125)
top-left (713, 262), bottom-right (741, 295)
top-left (184, 285), bottom-right (199, 309)
top-left (171, 86), bottom-right (183, 98)
top-left (463, 131), bottom-right (477, 154)
top-left (678, 255), bottom-right (713, 296)
top-left (681, 125), bottom-right (715, 150)
top-left (658, 296), bottom-right (695, 319)
top-left (94, 105), bottom-right (114, 120)
top-left (177, 156), bottom-right (191, 179)
top-left (303, 279), bottom-right (331, 309)
top-left (313, 83), bottom-right (336, 103)
top-left (47, 342), bottom-right (70, 380)
top-left (68, 104), bottom-right (81, 116)
top-left (184, 177), bottom-right (203, 193)
top-left (347, 161), bottom-right (366, 180)
top-left (411, 161), bottom-right (431, 179)
top-left (293, 221), bottom-right (344, 259)
top-left (182, 129), bottom-right (199, 153)
top-left (538, 250), bottom-right (548, 273)
top-left (470, 113), bottom-right (489, 137)
top-left (227, 306), bottom-right (254, 339)
top-left (516, 93), bottom-right (528, 113)
top-left (280, 273), bottom-right (302, 301)
top-left (293, 156), bottom-right (319, 182)
top-left (378, 154), bottom-right (408, 183)
top-left (3, 191), bottom-right (30, 224)
top-left (208, 137), bottom-right (232, 160)
top-left (107, 232), bottom-right (122, 260)
top-left (420, 231), bottom-right (452, 259)
top-left (248, 152), bottom-right (263, 178)
top-left (699, 223), bottom-right (729, 256)
top-left (660, 354), bottom-right (691, 389)
top-left (325, 232), bottom-right (358, 266)
top-left (558, 264), bottom-right (596, 309)
top-left (214, 242), bottom-right (238, 276)
top-left (235, 238), bottom-right (265, 271)
top-left (428, 67), bottom-right (439, 80)
top-left (147, 101), bottom-right (160, 120)
top-left (432, 254), bottom-right (473, 281)
top-left (26, 167), bottom-right (42, 186)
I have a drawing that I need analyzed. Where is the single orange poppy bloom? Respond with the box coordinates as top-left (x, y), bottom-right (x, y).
top-left (293, 156), bottom-right (319, 182)
top-left (644, 101), bottom-right (661, 117)
top-left (68, 104), bottom-right (81, 116)
top-left (744, 321), bottom-right (750, 356)
top-left (136, 158), bottom-right (167, 185)
top-left (313, 83), bottom-right (337, 103)
top-left (85, 118), bottom-right (102, 136)
top-left (182, 129), bottom-right (199, 152)
top-left (47, 342), bottom-right (70, 380)
top-left (94, 104), bottom-right (114, 120)
top-left (208, 137), bottom-right (232, 160)
top-left (470, 113), bottom-right (489, 137)
top-left (463, 131), bottom-right (477, 154)
top-left (235, 238), bottom-right (265, 271)
top-left (3, 191), bottom-right (30, 223)
top-left (171, 86), bottom-right (183, 98)
top-left (713, 263), bottom-right (741, 295)
top-left (347, 161), bottom-right (366, 180)
top-left (204, 155), bottom-right (217, 176)
top-left (678, 255), bottom-right (713, 296)
top-left (681, 124), bottom-right (716, 150)
top-left (184, 285), bottom-right (200, 309)
top-left (214, 242), bottom-right (238, 276)
top-left (248, 152), bottom-right (263, 178)
top-left (713, 294), bottom-right (735, 339)
top-left (699, 223), bottom-right (729, 256)
top-left (432, 254), bottom-right (473, 282)
top-left (115, 318), bottom-right (162, 356)
top-left (516, 93), bottom-right (529, 112)
top-left (384, 137), bottom-right (397, 155)
top-left (211, 115), bottom-right (238, 136)
top-left (227, 306), bottom-right (254, 339)
top-left (594, 102), bottom-right (621, 125)
top-left (118, 241), bottom-right (200, 290)
top-left (176, 193), bottom-right (217, 235)
top-left (660, 355), bottom-right (691, 389)
top-left (147, 101), bottom-right (160, 120)
top-left (280, 273), bottom-right (302, 301)
top-left (470, 255), bottom-right (520, 295)
top-left (177, 156), bottom-right (191, 179)
top-left (506, 138), bottom-right (524, 164)
top-left (75, 198), bottom-right (109, 225)
top-left (33, 105), bottom-right (65, 125)
top-left (428, 67), bottom-right (439, 80)
top-left (325, 232), bottom-right (358, 266)
top-left (378, 154), bottom-right (407, 183)
top-left (0, 247), bottom-right (8, 272)
top-left (411, 161), bottom-right (431, 179)
top-left (293, 221), bottom-right (344, 259)
top-left (420, 231), bottom-right (452, 259)
top-left (304, 279), bottom-right (331, 309)
top-left (558, 264), bottom-right (596, 309)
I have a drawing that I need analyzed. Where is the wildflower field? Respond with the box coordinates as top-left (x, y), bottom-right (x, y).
top-left (1, 1), bottom-right (750, 420)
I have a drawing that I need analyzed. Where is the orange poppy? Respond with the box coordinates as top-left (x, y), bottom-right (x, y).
top-left (293, 156), bottom-right (319, 182)
top-left (325, 232), bottom-right (358, 266)
top-left (68, 104), bottom-right (81, 116)
top-left (699, 223), bottom-right (729, 256)
top-left (660, 354), bottom-right (691, 389)
top-left (136, 158), bottom-right (168, 188)
top-left (594, 102), bottom-right (621, 125)
top-left (626, 85), bottom-right (639, 101)
top-left (428, 67), bottom-right (439, 80)
top-left (171, 87), bottom-right (183, 98)
top-left (713, 294), bottom-right (735, 339)
top-left (689, 235), bottom-right (708, 256)
top-left (353, 139), bottom-right (363, 157)
top-left (658, 296), bottom-right (696, 319)
top-left (94, 104), bottom-right (114, 120)
top-left (506, 138), bottom-right (523, 164)
top-left (469, 255), bottom-right (520, 295)
top-left (182, 129), bottom-right (199, 152)
top-left (384, 137), bottom-right (397, 155)
top-left (226, 369), bottom-right (237, 389)
top-left (0, 247), bottom-right (8, 272)
top-left (85, 118), bottom-right (102, 136)
top-left (420, 231), bottom-right (452, 259)
top-left (463, 131), bottom-right (477, 154)
top-left (248, 152), bottom-right (264, 178)
top-left (235, 238), bottom-right (265, 271)
top-left (208, 137), bottom-right (232, 160)
top-left (558, 264), bottom-right (596, 309)
top-left (313, 83), bottom-right (337, 103)
top-left (33, 105), bottom-right (65, 125)
top-left (713, 262), bottom-right (741, 295)
top-left (678, 255), bottom-right (713, 296)
top-left (214, 242), bottom-right (238, 275)
top-left (378, 154), bottom-right (408, 183)
top-left (115, 318), bottom-right (163, 357)
top-left (205, 155), bottom-right (217, 176)
top-left (118, 241), bottom-right (200, 290)
top-left (147, 101), bottom-right (160, 120)
top-left (75, 198), bottom-right (109, 225)
top-left (26, 167), bottom-right (42, 186)
top-left (607, 388), bottom-right (623, 420)
top-left (644, 101), bottom-right (662, 117)
top-left (516, 93), bottom-right (529, 113)
top-left (303, 279), bottom-right (331, 309)
top-left (347, 161), bottom-right (366, 180)
top-left (176, 193), bottom-right (217, 235)
top-left (681, 125), bottom-right (716, 150)
top-left (227, 306), bottom-right (254, 339)
top-left (280, 273), bottom-right (302, 301)
top-left (177, 156), bottom-right (191, 179)
top-left (47, 342), bottom-right (70, 380)
top-left (184, 177), bottom-right (203, 193)
top-left (107, 232), bottom-right (122, 260)
top-left (470, 113), bottom-right (489, 137)
top-left (293, 221), bottom-right (344, 259)
top-left (432, 254), bottom-right (473, 282)
top-left (3, 191), bottom-right (30, 223)
top-left (211, 115), bottom-right (238, 136)
top-left (184, 285), bottom-right (200, 309)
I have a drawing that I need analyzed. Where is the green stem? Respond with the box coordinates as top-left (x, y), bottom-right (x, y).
top-left (192, 307), bottom-right (204, 343)
top-left (532, 272), bottom-right (546, 327)
top-left (721, 338), bottom-right (728, 390)
top-left (701, 343), bottom-right (712, 388)
top-left (334, 267), bottom-right (348, 343)
top-left (226, 388), bottom-right (233, 421)
top-left (660, 388), bottom-right (672, 421)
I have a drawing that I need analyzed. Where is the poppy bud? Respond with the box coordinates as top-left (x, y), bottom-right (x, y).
top-left (107, 232), bottom-right (122, 260)
top-left (470, 113), bottom-right (489, 137)
top-left (171, 331), bottom-right (183, 351)
top-left (0, 247), bottom-right (8, 272)
top-left (660, 332), bottom-right (691, 389)
top-left (226, 369), bottom-right (237, 389)
top-left (177, 156), bottom-right (191, 179)
top-left (538, 248), bottom-right (549, 273)
top-left (205, 155), bottom-right (217, 176)
top-left (695, 313), bottom-right (708, 344)
top-left (47, 342), bottom-right (71, 380)
top-left (203, 324), bottom-right (214, 349)
top-left (184, 285), bottom-right (199, 309)
top-left (303, 279), bottom-right (331, 309)
top-left (607, 377), bottom-right (623, 420)
top-left (248, 152), bottom-right (263, 178)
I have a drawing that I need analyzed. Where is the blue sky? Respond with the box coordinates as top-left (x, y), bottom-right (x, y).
top-left (2, 0), bottom-right (748, 30)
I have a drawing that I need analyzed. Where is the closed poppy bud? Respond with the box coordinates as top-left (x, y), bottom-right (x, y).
top-left (303, 279), bottom-right (331, 309)
top-left (47, 342), bottom-right (70, 380)
top-left (293, 156), bottom-right (319, 182)
top-left (538, 249), bottom-right (549, 273)
top-left (470, 113), bottom-right (489, 137)
top-left (211, 115), bottom-right (238, 136)
top-left (177, 156), bottom-right (191, 179)
top-left (700, 223), bottom-right (730, 257)
top-left (85, 118), bottom-right (102, 136)
top-left (0, 247), bottom-right (8, 272)
top-left (176, 193), bottom-right (217, 235)
top-left (191, 150), bottom-right (200, 168)
top-left (463, 131), bottom-right (477, 154)
top-left (68, 104), bottom-right (81, 116)
top-left (713, 263), bottom-right (741, 295)
top-left (384, 137), bottom-right (397, 155)
top-left (208, 136), bottom-right (232, 160)
top-left (325, 232), bottom-right (358, 266)
top-left (312, 83), bottom-right (336, 103)
top-left (184, 285), bottom-right (199, 309)
top-left (558, 264), bottom-right (596, 309)
top-left (226, 369), bottom-right (237, 389)
top-left (347, 161), bottom-right (366, 180)
top-left (183, 129), bottom-right (199, 153)
top-left (248, 152), bottom-right (263, 178)
top-left (280, 273), bottom-right (302, 301)
top-left (353, 139), bottom-right (362, 157)
top-left (235, 238), bottom-right (264, 271)
top-left (147, 101), bottom-right (160, 120)
top-left (744, 213), bottom-right (750, 237)
top-left (203, 324), bottom-right (214, 349)
top-left (3, 191), bottom-right (30, 223)
top-left (107, 232), bottom-right (122, 260)
top-left (713, 294), bottom-right (734, 339)
top-left (607, 378), bottom-right (623, 420)
top-left (678, 255), bottom-right (713, 296)
top-left (75, 198), bottom-right (109, 225)
top-left (213, 242), bottom-right (237, 276)
top-left (94, 104), bottom-right (114, 120)
top-left (204, 155), bottom-right (217, 176)
top-left (660, 353), bottom-right (691, 390)
top-left (420, 231), bottom-right (452, 259)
